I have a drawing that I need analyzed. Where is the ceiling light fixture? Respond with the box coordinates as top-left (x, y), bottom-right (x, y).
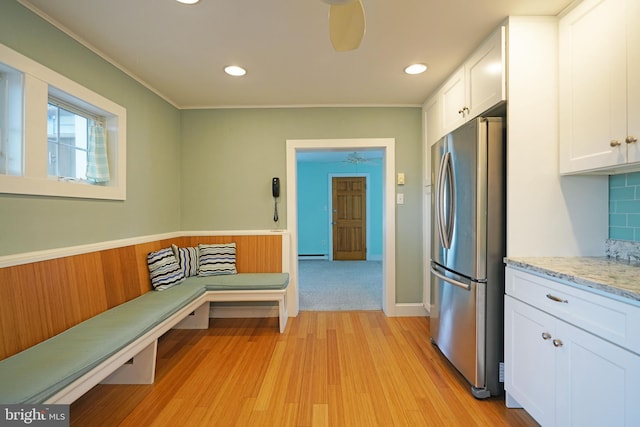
top-left (176, 0), bottom-right (200, 4)
top-left (404, 63), bottom-right (428, 75)
top-left (224, 65), bottom-right (247, 77)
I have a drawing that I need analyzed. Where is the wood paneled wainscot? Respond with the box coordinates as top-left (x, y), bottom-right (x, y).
top-left (0, 234), bottom-right (283, 361)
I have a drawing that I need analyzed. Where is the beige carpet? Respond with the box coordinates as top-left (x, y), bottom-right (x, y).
top-left (298, 260), bottom-right (382, 311)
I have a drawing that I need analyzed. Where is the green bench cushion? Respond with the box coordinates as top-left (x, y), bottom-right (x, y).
top-left (0, 272), bottom-right (289, 404)
top-left (0, 280), bottom-right (204, 404)
top-left (188, 272), bottom-right (289, 291)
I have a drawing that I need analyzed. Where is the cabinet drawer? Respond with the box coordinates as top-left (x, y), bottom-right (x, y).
top-left (506, 267), bottom-right (640, 355)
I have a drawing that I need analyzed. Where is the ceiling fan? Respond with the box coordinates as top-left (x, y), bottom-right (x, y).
top-left (343, 151), bottom-right (380, 165)
top-left (321, 0), bottom-right (366, 52)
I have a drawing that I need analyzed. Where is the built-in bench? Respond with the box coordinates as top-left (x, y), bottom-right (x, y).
top-left (0, 233), bottom-right (289, 404)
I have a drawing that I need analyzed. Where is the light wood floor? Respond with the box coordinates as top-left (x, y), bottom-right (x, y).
top-left (71, 312), bottom-right (538, 426)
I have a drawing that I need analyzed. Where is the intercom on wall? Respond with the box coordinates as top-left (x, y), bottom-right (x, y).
top-left (272, 177), bottom-right (280, 222)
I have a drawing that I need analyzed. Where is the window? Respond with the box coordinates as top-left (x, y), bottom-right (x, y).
top-left (47, 99), bottom-right (108, 183)
top-left (0, 63), bottom-right (23, 177)
top-left (0, 43), bottom-right (126, 200)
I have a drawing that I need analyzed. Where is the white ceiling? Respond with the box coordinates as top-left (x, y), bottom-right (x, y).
top-left (19, 0), bottom-right (575, 109)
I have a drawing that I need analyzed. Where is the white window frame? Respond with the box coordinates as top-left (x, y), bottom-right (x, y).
top-left (0, 43), bottom-right (126, 200)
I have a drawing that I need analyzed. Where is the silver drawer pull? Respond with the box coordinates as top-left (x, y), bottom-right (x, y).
top-left (546, 293), bottom-right (568, 304)
top-left (541, 332), bottom-right (552, 340)
top-left (553, 339), bottom-right (563, 348)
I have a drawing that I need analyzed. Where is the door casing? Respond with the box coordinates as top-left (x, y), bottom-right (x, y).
top-left (286, 138), bottom-right (396, 316)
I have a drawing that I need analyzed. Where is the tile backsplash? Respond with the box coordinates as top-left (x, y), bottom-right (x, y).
top-left (609, 172), bottom-right (640, 242)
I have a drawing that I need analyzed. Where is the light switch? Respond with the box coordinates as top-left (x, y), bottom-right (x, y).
top-left (397, 172), bottom-right (405, 185)
top-left (396, 193), bottom-right (404, 204)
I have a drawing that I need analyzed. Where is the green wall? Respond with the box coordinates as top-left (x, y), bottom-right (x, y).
top-left (180, 108), bottom-right (424, 303)
top-left (0, 1), bottom-right (182, 255)
top-left (0, 2), bottom-right (424, 304)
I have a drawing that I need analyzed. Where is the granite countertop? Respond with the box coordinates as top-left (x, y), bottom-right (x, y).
top-left (504, 256), bottom-right (640, 304)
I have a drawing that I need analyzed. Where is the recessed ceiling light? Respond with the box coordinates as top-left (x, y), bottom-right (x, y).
top-left (224, 65), bottom-right (247, 77)
top-left (176, 0), bottom-right (200, 4)
top-left (404, 63), bottom-right (428, 75)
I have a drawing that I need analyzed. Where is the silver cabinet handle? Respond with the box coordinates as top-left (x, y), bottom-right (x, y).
top-left (626, 136), bottom-right (637, 144)
top-left (610, 140), bottom-right (621, 147)
top-left (553, 339), bottom-right (563, 348)
top-left (546, 293), bottom-right (568, 304)
top-left (541, 332), bottom-right (552, 340)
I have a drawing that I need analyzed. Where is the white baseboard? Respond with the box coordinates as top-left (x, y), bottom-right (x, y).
top-left (389, 303), bottom-right (429, 317)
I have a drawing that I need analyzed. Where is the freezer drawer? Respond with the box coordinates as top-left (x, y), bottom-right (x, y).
top-left (430, 265), bottom-right (486, 390)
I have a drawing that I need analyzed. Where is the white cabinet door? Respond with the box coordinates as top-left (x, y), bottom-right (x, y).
top-left (507, 295), bottom-right (640, 427)
top-left (440, 67), bottom-right (465, 134)
top-left (423, 94), bottom-right (441, 186)
top-left (424, 94), bottom-right (442, 148)
top-left (465, 26), bottom-right (506, 120)
top-left (627, 0), bottom-right (640, 164)
top-left (440, 27), bottom-right (506, 136)
top-left (505, 296), bottom-right (556, 427)
top-left (555, 318), bottom-right (640, 427)
top-left (559, 0), bottom-right (640, 174)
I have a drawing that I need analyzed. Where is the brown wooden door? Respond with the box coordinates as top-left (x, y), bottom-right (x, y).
top-left (332, 177), bottom-right (366, 260)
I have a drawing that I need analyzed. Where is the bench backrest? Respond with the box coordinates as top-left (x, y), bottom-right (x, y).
top-left (0, 234), bottom-right (282, 361)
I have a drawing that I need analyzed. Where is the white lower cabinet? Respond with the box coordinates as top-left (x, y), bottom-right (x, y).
top-left (505, 268), bottom-right (640, 427)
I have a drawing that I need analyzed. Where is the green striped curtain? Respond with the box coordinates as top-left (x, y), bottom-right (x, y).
top-left (86, 123), bottom-right (110, 183)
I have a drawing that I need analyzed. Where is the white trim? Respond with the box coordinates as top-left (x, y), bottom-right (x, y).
top-left (392, 303), bottom-right (429, 317)
top-left (286, 138), bottom-right (396, 317)
top-left (0, 229), bottom-right (288, 268)
top-left (0, 43), bottom-right (127, 200)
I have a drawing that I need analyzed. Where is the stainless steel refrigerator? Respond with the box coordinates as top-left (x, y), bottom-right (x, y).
top-left (430, 116), bottom-right (506, 399)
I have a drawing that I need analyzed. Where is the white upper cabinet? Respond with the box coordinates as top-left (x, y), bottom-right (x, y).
top-left (440, 26), bottom-right (506, 136)
top-left (440, 67), bottom-right (466, 134)
top-left (559, 0), bottom-right (640, 174)
top-left (465, 26), bottom-right (506, 121)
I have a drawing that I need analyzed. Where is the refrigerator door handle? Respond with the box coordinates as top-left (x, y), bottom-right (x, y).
top-left (443, 152), bottom-right (455, 249)
top-left (430, 266), bottom-right (471, 291)
top-left (436, 152), bottom-right (455, 249)
top-left (434, 156), bottom-right (446, 247)
top-left (437, 151), bottom-right (454, 249)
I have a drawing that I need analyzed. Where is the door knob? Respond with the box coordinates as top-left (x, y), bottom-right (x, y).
top-left (610, 140), bottom-right (621, 147)
top-left (626, 136), bottom-right (637, 144)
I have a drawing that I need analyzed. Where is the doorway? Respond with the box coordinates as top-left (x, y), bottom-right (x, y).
top-left (285, 138), bottom-right (396, 317)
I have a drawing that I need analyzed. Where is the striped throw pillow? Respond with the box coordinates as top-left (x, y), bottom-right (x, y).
top-left (147, 247), bottom-right (186, 290)
top-left (198, 243), bottom-right (237, 276)
top-left (172, 244), bottom-right (199, 277)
